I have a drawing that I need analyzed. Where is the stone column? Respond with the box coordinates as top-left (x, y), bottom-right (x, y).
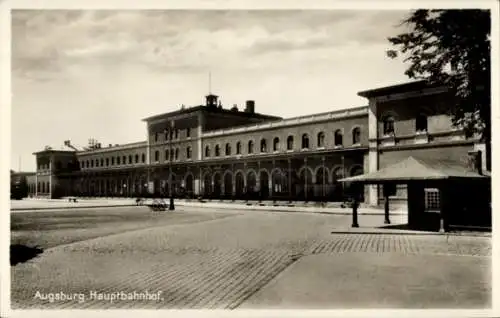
top-left (197, 112), bottom-right (204, 161)
top-left (367, 98), bottom-right (379, 206)
top-left (322, 156), bottom-right (326, 203)
top-left (49, 156), bottom-right (53, 199)
top-left (304, 157), bottom-right (308, 202)
top-left (232, 163), bottom-right (236, 201)
top-left (288, 158), bottom-right (292, 203)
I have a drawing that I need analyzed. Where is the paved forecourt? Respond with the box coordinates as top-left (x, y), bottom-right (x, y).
top-left (11, 205), bottom-right (491, 309)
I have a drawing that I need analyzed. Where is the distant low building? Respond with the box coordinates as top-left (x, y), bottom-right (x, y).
top-left (11, 171), bottom-right (36, 199)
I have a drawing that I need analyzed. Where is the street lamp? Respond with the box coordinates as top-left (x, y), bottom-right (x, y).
top-left (165, 121), bottom-right (175, 210)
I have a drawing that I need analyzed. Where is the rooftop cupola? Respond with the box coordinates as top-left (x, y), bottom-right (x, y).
top-left (206, 94), bottom-right (219, 108)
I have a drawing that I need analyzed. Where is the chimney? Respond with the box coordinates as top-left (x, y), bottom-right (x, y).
top-left (467, 150), bottom-right (482, 175)
top-left (245, 100), bottom-right (255, 114)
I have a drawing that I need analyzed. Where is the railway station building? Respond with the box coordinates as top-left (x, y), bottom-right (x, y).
top-left (29, 80), bottom-right (490, 211)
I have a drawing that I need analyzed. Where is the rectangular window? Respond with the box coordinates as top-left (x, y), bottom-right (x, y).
top-left (424, 188), bottom-right (440, 212)
top-left (186, 128), bottom-right (191, 138)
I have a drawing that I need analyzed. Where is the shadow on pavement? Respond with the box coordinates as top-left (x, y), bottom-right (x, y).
top-left (10, 244), bottom-right (43, 266)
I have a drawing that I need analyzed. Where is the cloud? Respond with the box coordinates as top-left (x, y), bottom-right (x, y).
top-left (12, 10), bottom-right (410, 80)
top-left (246, 10), bottom-right (409, 55)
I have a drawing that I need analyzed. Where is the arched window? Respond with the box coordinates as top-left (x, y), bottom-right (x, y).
top-left (100, 159), bottom-right (104, 167)
top-left (128, 155), bottom-right (132, 164)
top-left (106, 158), bottom-right (109, 166)
top-left (248, 140), bottom-right (254, 154)
top-left (95, 160), bottom-right (99, 167)
top-left (333, 167), bottom-right (344, 181)
top-left (352, 127), bottom-right (361, 145)
top-left (273, 137), bottom-right (280, 151)
top-left (175, 129), bottom-right (179, 139)
top-left (91, 160), bottom-right (94, 168)
top-left (164, 129), bottom-right (169, 140)
top-left (154, 132), bottom-right (159, 142)
top-left (186, 146), bottom-right (192, 159)
top-left (186, 128), bottom-right (191, 138)
top-left (215, 145), bottom-right (220, 157)
top-left (154, 151), bottom-right (160, 161)
top-left (225, 143), bottom-right (231, 156)
top-left (141, 153), bottom-right (145, 163)
top-left (165, 149), bottom-right (169, 161)
top-left (287, 136), bottom-right (294, 150)
top-left (317, 132), bottom-right (325, 148)
top-left (383, 115), bottom-right (395, 135)
top-left (301, 134), bottom-right (309, 149)
top-left (236, 142), bottom-right (242, 154)
top-left (260, 139), bottom-right (267, 152)
top-left (122, 156), bottom-right (126, 164)
top-left (135, 154), bottom-right (139, 163)
top-left (117, 156), bottom-right (121, 165)
top-left (334, 130), bottom-right (343, 146)
top-left (416, 113), bottom-right (428, 132)
top-left (205, 146), bottom-right (211, 157)
top-left (175, 148), bottom-right (179, 160)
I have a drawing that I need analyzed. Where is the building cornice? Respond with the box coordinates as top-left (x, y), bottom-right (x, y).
top-left (77, 142), bottom-right (147, 155)
top-left (202, 106), bottom-right (368, 138)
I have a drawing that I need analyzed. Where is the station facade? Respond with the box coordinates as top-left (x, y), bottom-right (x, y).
top-left (30, 80), bottom-right (488, 207)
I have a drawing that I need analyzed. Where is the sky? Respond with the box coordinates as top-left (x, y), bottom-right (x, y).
top-left (11, 9), bottom-right (413, 172)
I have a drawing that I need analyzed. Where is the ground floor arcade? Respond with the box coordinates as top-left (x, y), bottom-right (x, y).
top-left (46, 151), bottom-right (368, 203)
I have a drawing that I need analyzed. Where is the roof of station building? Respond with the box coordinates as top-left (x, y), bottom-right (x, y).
top-left (339, 156), bottom-right (489, 184)
top-left (357, 80), bottom-right (447, 98)
top-left (142, 104), bottom-right (282, 122)
top-left (32, 144), bottom-right (77, 155)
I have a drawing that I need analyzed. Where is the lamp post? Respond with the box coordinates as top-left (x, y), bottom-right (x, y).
top-left (165, 121), bottom-right (175, 210)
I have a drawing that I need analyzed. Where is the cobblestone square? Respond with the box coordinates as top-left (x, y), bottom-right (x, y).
top-left (11, 206), bottom-right (491, 309)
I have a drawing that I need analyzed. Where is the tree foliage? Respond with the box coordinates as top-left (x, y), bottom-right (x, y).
top-left (387, 9), bottom-right (491, 144)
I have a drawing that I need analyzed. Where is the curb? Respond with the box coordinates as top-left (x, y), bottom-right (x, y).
top-left (11, 204), bottom-right (138, 212)
top-left (175, 203), bottom-right (408, 216)
top-left (329, 230), bottom-right (491, 237)
top-left (11, 202), bottom-right (406, 216)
